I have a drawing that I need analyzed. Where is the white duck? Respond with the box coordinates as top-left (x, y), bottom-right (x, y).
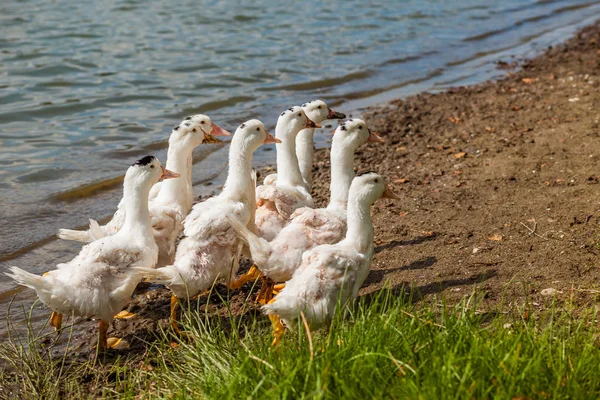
top-left (262, 172), bottom-right (399, 345)
top-left (254, 106), bottom-right (319, 242)
top-left (263, 100), bottom-right (345, 190)
top-left (137, 120), bottom-right (279, 332)
top-left (58, 114), bottom-right (231, 268)
top-left (228, 119), bottom-right (384, 297)
top-left (7, 156), bottom-right (179, 350)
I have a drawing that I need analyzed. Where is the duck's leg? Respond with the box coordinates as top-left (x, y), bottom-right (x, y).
top-left (170, 295), bottom-right (183, 335)
top-left (49, 311), bottom-right (63, 331)
top-left (191, 290), bottom-right (210, 300)
top-left (256, 276), bottom-right (275, 305)
top-left (94, 320), bottom-right (124, 350)
top-left (98, 320), bottom-right (109, 351)
top-left (267, 299), bottom-right (285, 346)
top-left (228, 265), bottom-right (261, 289)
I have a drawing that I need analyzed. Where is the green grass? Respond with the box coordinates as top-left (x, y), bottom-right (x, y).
top-left (2, 288), bottom-right (600, 399)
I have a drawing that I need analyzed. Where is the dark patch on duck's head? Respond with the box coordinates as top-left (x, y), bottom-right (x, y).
top-left (174, 125), bottom-right (179, 131)
top-left (301, 103), bottom-right (307, 107)
top-left (185, 122), bottom-right (191, 127)
top-left (133, 155), bottom-right (156, 167)
top-left (240, 123), bottom-right (246, 129)
top-left (280, 112), bottom-right (286, 116)
top-left (185, 116), bottom-right (192, 120)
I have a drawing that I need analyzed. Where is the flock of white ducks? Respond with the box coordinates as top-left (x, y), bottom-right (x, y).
top-left (7, 100), bottom-right (398, 350)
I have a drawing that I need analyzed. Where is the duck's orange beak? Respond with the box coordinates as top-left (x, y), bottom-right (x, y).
top-left (210, 123), bottom-right (232, 136)
top-left (264, 131), bottom-right (281, 144)
top-left (382, 185), bottom-right (400, 200)
top-left (305, 117), bottom-right (321, 129)
top-left (367, 130), bottom-right (385, 143)
top-left (160, 167), bottom-right (180, 180)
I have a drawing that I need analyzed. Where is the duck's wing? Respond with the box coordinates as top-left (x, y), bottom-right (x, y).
top-left (150, 204), bottom-right (181, 239)
top-left (262, 245), bottom-right (361, 325)
top-left (183, 197), bottom-right (248, 244)
top-left (256, 185), bottom-right (313, 220)
top-left (81, 239), bottom-right (149, 276)
top-left (290, 208), bottom-right (346, 245)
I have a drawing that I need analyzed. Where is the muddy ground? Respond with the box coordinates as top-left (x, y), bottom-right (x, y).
top-left (22, 21), bottom-right (600, 362)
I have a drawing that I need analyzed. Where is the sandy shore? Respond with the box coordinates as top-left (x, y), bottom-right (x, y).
top-left (22, 20), bottom-right (600, 360)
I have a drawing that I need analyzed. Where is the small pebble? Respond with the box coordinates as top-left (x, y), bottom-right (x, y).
top-left (541, 288), bottom-right (559, 296)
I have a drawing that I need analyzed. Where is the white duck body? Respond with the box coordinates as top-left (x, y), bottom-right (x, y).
top-left (142, 120), bottom-right (279, 299)
top-left (255, 106), bottom-right (317, 241)
top-left (263, 100), bottom-right (345, 190)
top-left (7, 156), bottom-right (173, 323)
top-left (58, 115), bottom-right (230, 268)
top-left (262, 172), bottom-right (398, 330)
top-left (229, 119), bottom-right (383, 283)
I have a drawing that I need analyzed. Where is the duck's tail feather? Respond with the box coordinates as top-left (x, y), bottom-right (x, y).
top-left (5, 267), bottom-right (51, 293)
top-left (226, 216), bottom-right (271, 269)
top-left (132, 266), bottom-right (173, 285)
top-left (57, 228), bottom-right (90, 242)
top-left (88, 219), bottom-right (105, 241)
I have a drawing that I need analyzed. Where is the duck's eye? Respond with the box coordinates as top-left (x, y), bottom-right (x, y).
top-left (200, 121), bottom-right (205, 124)
top-left (358, 125), bottom-right (363, 130)
top-left (150, 165), bottom-right (155, 169)
top-left (374, 178), bottom-right (379, 183)
top-left (298, 113), bottom-right (302, 117)
top-left (256, 127), bottom-right (260, 132)
top-left (192, 128), bottom-right (196, 132)
top-left (317, 106), bottom-right (322, 109)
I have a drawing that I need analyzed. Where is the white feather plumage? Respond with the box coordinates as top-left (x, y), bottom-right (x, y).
top-left (57, 114), bottom-right (227, 268)
top-left (262, 172), bottom-right (394, 330)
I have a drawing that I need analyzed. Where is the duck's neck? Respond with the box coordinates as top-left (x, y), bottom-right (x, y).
top-left (344, 196), bottom-right (373, 254)
top-left (276, 124), bottom-right (303, 187)
top-left (222, 140), bottom-right (254, 202)
top-left (156, 143), bottom-right (194, 209)
top-left (296, 128), bottom-right (315, 189)
top-left (327, 141), bottom-right (355, 211)
top-left (120, 179), bottom-right (154, 239)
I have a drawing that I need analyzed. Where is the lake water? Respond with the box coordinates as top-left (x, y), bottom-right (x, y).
top-left (2, 0), bottom-right (600, 338)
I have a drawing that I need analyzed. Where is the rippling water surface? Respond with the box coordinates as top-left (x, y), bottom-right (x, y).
top-left (2, 0), bottom-right (600, 336)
